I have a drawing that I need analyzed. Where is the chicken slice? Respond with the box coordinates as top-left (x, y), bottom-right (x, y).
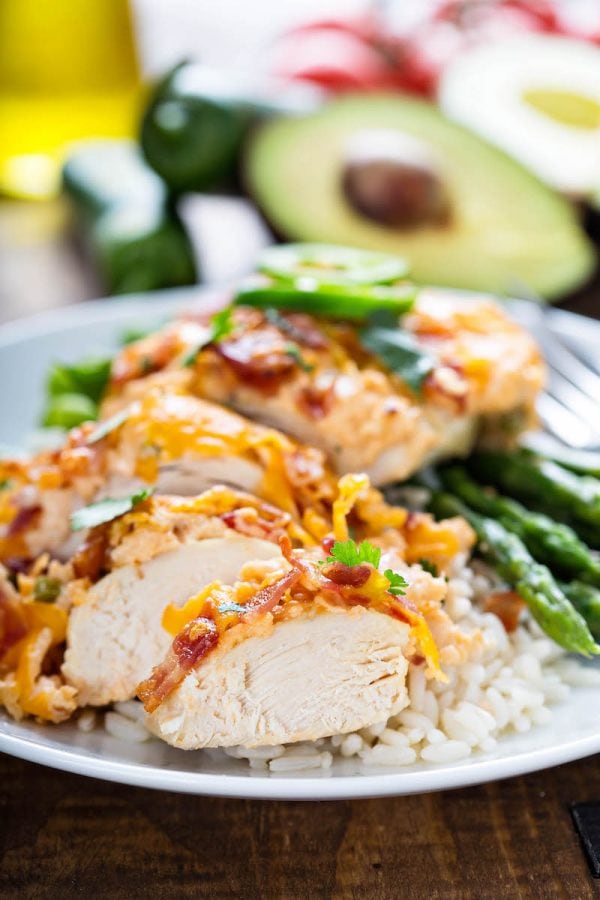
top-left (104, 292), bottom-right (542, 484)
top-left (0, 389), bottom-right (334, 565)
top-left (62, 533), bottom-right (283, 707)
top-left (146, 605), bottom-right (411, 749)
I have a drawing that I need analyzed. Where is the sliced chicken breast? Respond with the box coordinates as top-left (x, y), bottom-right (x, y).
top-left (62, 533), bottom-right (283, 707)
top-left (0, 390), bottom-right (333, 565)
top-left (107, 291), bottom-right (544, 484)
top-left (147, 605), bottom-right (410, 749)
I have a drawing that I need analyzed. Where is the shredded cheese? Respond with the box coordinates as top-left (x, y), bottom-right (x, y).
top-left (332, 473), bottom-right (370, 541)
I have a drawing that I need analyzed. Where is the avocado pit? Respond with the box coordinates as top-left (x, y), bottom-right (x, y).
top-left (341, 129), bottom-right (452, 230)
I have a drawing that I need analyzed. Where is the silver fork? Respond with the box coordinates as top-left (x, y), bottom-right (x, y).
top-left (504, 298), bottom-right (600, 453)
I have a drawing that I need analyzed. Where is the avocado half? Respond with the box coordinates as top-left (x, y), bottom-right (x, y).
top-left (246, 94), bottom-right (595, 300)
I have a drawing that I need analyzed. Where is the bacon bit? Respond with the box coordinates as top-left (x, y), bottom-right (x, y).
top-left (6, 504), bottom-right (41, 538)
top-left (296, 379), bottom-right (336, 420)
top-left (240, 536), bottom-right (306, 623)
top-left (276, 313), bottom-right (328, 350)
top-left (138, 617), bottom-right (219, 713)
top-left (321, 535), bottom-right (335, 556)
top-left (2, 557), bottom-right (32, 575)
top-left (215, 328), bottom-right (297, 393)
top-left (484, 591), bottom-right (525, 633)
top-left (321, 561), bottom-right (371, 587)
top-left (71, 526), bottom-right (109, 581)
top-left (221, 505), bottom-right (290, 542)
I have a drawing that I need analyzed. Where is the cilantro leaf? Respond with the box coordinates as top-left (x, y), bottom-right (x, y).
top-left (183, 307), bottom-right (234, 366)
top-left (361, 313), bottom-right (435, 395)
top-left (384, 569), bottom-right (408, 596)
top-left (328, 539), bottom-right (381, 568)
top-left (285, 343), bottom-right (314, 373)
top-left (86, 407), bottom-right (131, 444)
top-left (70, 487), bottom-right (154, 532)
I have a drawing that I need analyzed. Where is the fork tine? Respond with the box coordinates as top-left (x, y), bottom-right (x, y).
top-left (545, 365), bottom-right (600, 440)
top-left (537, 331), bottom-right (600, 405)
top-left (537, 393), bottom-right (600, 450)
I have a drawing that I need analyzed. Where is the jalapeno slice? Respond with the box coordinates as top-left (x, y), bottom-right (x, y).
top-left (235, 276), bottom-right (416, 320)
top-left (258, 243), bottom-right (409, 286)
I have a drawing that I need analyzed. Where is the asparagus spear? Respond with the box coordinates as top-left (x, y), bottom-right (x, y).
top-left (468, 450), bottom-right (600, 548)
top-left (428, 491), bottom-right (599, 656)
top-left (440, 466), bottom-right (600, 586)
top-left (562, 582), bottom-right (600, 642)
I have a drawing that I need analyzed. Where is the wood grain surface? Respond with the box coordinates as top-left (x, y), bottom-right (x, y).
top-left (0, 199), bottom-right (599, 899)
top-left (1, 753), bottom-right (599, 899)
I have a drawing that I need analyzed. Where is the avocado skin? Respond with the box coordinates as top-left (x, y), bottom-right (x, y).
top-left (246, 94), bottom-right (596, 301)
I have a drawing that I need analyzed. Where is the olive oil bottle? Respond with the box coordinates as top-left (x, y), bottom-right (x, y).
top-left (0, 0), bottom-right (142, 199)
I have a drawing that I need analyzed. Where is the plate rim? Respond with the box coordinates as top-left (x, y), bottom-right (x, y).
top-left (0, 287), bottom-right (598, 799)
top-left (1, 723), bottom-right (599, 800)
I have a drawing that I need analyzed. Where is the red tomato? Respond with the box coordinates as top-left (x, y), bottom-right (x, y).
top-left (274, 27), bottom-right (399, 92)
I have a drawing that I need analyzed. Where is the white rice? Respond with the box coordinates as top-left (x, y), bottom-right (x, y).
top-left (100, 555), bottom-right (600, 771)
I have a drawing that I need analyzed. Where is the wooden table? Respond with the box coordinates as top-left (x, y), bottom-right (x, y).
top-left (0, 198), bottom-right (599, 899)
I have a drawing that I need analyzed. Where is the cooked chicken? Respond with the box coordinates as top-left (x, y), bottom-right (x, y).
top-left (62, 494), bottom-right (286, 707)
top-left (64, 536), bottom-right (283, 707)
top-left (108, 290), bottom-right (545, 484)
top-left (147, 605), bottom-right (411, 749)
top-left (140, 533), bottom-right (457, 749)
top-left (0, 389), bottom-right (334, 565)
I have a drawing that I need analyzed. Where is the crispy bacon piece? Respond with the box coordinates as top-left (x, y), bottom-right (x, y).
top-left (221, 502), bottom-right (290, 542)
top-left (6, 504), bottom-right (41, 538)
top-left (240, 536), bottom-right (306, 623)
top-left (215, 328), bottom-right (297, 393)
top-left (321, 561), bottom-right (371, 587)
top-left (275, 313), bottom-right (328, 350)
top-left (71, 526), bottom-right (109, 581)
top-left (138, 617), bottom-right (219, 714)
top-left (484, 590), bottom-right (525, 633)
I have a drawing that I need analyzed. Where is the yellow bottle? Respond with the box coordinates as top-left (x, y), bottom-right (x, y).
top-left (0, 0), bottom-right (142, 199)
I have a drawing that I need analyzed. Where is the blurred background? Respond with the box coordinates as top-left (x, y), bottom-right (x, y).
top-left (1, 0), bottom-right (599, 322)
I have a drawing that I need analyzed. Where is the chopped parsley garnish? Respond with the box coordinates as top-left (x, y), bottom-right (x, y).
top-left (86, 407), bottom-right (131, 444)
top-left (322, 538), bottom-right (408, 596)
top-left (183, 307), bottom-right (234, 367)
top-left (285, 343), bottom-right (314, 373)
top-left (383, 569), bottom-right (408, 596)
top-left (327, 539), bottom-right (382, 568)
top-left (70, 487), bottom-right (154, 532)
top-left (418, 558), bottom-right (439, 577)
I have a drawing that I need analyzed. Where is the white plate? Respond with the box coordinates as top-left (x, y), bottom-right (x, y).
top-left (0, 289), bottom-right (598, 799)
